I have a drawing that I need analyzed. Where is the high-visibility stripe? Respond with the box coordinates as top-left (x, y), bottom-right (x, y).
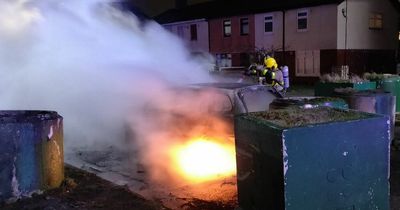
top-left (262, 70), bottom-right (267, 76)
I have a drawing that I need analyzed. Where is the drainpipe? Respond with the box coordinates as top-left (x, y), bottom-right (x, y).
top-left (282, 10), bottom-right (286, 64)
top-left (207, 19), bottom-right (215, 70)
top-left (344, 0), bottom-right (348, 66)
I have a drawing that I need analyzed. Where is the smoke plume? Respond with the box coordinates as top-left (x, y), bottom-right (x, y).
top-left (0, 1), bottom-right (238, 204)
top-left (0, 0), bottom-right (216, 150)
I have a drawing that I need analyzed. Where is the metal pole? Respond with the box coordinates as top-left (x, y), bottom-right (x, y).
top-left (344, 0), bottom-right (348, 66)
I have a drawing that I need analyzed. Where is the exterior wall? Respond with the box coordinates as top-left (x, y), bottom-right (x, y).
top-left (254, 11), bottom-right (284, 51)
top-left (337, 0), bottom-right (399, 50)
top-left (209, 15), bottom-right (255, 66)
top-left (284, 5), bottom-right (338, 78)
top-left (285, 4), bottom-right (338, 51)
top-left (164, 19), bottom-right (209, 53)
top-left (320, 49), bottom-right (397, 75)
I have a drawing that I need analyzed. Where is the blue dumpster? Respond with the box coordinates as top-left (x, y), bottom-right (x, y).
top-left (0, 111), bottom-right (63, 202)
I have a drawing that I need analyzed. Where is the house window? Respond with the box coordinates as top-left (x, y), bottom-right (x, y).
top-left (190, 24), bottom-right (197, 41)
top-left (177, 26), bottom-right (184, 38)
top-left (240, 18), bottom-right (249, 35)
top-left (264, 15), bottom-right (273, 33)
top-left (297, 11), bottom-right (308, 31)
top-left (216, 53), bottom-right (232, 67)
top-left (223, 20), bottom-right (231, 37)
top-left (369, 13), bottom-right (383, 29)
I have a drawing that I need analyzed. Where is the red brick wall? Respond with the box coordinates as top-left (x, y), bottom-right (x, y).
top-left (320, 49), bottom-right (340, 75)
top-left (320, 49), bottom-right (397, 76)
top-left (209, 15), bottom-right (255, 66)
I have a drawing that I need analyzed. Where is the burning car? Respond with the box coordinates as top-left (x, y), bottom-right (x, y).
top-left (70, 82), bottom-right (278, 209)
top-left (124, 82), bottom-right (278, 205)
top-left (187, 82), bottom-right (279, 114)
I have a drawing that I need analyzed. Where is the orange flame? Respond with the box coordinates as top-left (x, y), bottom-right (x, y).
top-left (170, 137), bottom-right (236, 183)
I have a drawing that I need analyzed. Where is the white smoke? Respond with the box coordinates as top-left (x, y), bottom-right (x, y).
top-left (0, 0), bottom-right (215, 151)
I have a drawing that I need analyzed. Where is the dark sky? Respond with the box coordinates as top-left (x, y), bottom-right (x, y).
top-left (129, 0), bottom-right (213, 17)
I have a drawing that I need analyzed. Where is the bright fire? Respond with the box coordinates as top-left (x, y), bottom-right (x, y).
top-left (170, 137), bottom-right (236, 182)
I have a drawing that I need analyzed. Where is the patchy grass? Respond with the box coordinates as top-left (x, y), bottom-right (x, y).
top-left (250, 107), bottom-right (367, 127)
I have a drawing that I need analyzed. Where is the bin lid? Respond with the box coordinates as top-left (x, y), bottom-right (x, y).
top-left (334, 88), bottom-right (392, 97)
top-left (0, 110), bottom-right (61, 123)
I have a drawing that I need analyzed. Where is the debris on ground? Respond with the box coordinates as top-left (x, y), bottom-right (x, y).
top-left (0, 165), bottom-right (163, 210)
top-left (181, 198), bottom-right (237, 210)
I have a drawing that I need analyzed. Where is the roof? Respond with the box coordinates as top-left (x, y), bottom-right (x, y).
top-left (389, 0), bottom-right (400, 11)
top-left (112, 1), bottom-right (150, 21)
top-left (154, 0), bottom-right (345, 24)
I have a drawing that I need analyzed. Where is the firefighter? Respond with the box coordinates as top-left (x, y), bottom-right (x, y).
top-left (261, 56), bottom-right (284, 91)
top-left (244, 56), bottom-right (289, 96)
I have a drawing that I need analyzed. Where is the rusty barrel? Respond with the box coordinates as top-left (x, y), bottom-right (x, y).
top-left (334, 89), bottom-right (396, 140)
top-left (0, 111), bottom-right (63, 202)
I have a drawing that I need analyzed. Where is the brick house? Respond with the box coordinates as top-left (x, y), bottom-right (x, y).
top-left (209, 15), bottom-right (255, 68)
top-left (155, 0), bottom-right (399, 83)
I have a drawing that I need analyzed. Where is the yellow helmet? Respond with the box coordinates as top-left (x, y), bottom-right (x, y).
top-left (264, 57), bottom-right (278, 69)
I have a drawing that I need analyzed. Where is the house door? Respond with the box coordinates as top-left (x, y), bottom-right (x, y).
top-left (295, 50), bottom-right (320, 77)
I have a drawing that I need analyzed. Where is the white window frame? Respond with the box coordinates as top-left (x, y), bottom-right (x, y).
top-left (223, 19), bottom-right (232, 37)
top-left (240, 17), bottom-right (249, 35)
top-left (297, 10), bottom-right (309, 32)
top-left (264, 15), bottom-right (274, 34)
top-left (369, 13), bottom-right (383, 30)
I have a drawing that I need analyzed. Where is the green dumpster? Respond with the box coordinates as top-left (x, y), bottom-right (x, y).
top-left (235, 107), bottom-right (390, 210)
top-left (315, 81), bottom-right (376, 97)
top-left (381, 76), bottom-right (400, 112)
top-left (0, 111), bottom-right (64, 203)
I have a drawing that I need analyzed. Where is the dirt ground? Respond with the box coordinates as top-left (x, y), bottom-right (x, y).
top-left (0, 165), bottom-right (164, 210)
top-left (0, 163), bottom-right (237, 210)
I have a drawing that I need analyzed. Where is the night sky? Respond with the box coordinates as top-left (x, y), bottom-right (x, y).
top-left (129, 0), bottom-right (213, 17)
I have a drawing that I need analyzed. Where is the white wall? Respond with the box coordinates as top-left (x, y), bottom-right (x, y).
top-left (337, 0), bottom-right (398, 49)
top-left (164, 20), bottom-right (209, 53)
top-left (285, 4), bottom-right (338, 51)
top-left (254, 11), bottom-right (284, 51)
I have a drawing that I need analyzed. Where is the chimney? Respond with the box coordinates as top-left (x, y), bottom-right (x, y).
top-left (175, 0), bottom-right (187, 9)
